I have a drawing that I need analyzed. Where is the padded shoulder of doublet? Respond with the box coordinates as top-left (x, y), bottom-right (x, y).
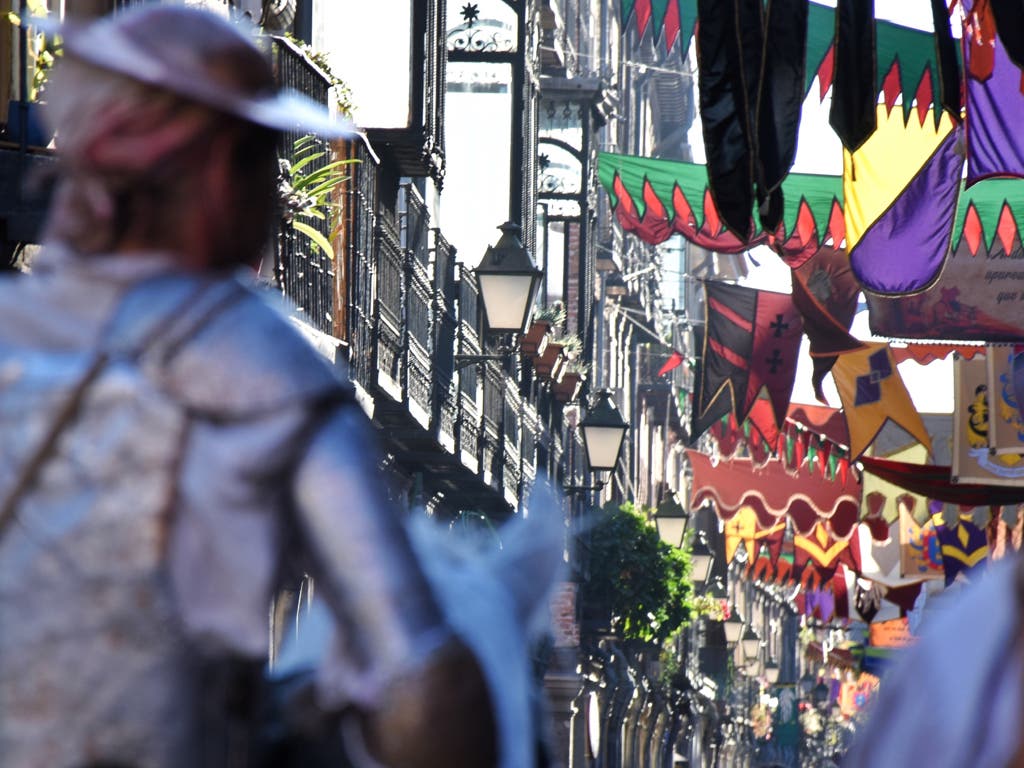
top-left (111, 274), bottom-right (351, 417)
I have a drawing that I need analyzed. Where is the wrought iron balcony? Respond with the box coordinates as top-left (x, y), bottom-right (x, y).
top-left (399, 183), bottom-right (433, 426)
top-left (271, 36), bottom-right (335, 335)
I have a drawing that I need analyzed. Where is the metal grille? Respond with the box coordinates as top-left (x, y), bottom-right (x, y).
top-left (400, 185), bottom-right (432, 417)
top-left (482, 362), bottom-right (504, 486)
top-left (502, 380), bottom-right (522, 502)
top-left (346, 142), bottom-right (378, 392)
top-left (433, 229), bottom-right (458, 441)
top-left (375, 214), bottom-right (404, 390)
top-left (271, 37), bottom-right (335, 334)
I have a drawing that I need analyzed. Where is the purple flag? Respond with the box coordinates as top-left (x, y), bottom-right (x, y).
top-left (931, 504), bottom-right (989, 586)
top-left (964, 0), bottom-right (1024, 185)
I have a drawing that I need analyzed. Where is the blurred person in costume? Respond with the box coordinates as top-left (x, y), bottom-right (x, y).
top-left (0, 6), bottom-right (505, 767)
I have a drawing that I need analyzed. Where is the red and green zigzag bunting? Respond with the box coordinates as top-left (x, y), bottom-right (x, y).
top-left (598, 151), bottom-right (1024, 261)
top-left (598, 151), bottom-right (843, 268)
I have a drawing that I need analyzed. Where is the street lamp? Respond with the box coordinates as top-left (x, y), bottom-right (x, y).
top-left (764, 660), bottom-right (780, 685)
top-left (690, 531), bottom-right (714, 585)
top-left (723, 615), bottom-right (744, 647)
top-left (579, 390), bottom-right (628, 472)
top-left (475, 221), bottom-right (543, 334)
top-left (564, 390), bottom-right (629, 495)
top-left (741, 626), bottom-right (761, 662)
top-left (653, 495), bottom-right (688, 549)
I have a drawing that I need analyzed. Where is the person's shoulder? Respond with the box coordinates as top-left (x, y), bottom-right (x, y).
top-left (147, 276), bottom-right (353, 417)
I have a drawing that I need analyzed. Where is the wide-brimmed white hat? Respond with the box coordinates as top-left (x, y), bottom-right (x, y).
top-left (40, 4), bottom-right (358, 140)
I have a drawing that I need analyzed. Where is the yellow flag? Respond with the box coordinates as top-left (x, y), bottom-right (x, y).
top-left (832, 343), bottom-right (932, 460)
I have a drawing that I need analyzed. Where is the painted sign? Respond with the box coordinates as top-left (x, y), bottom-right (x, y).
top-left (953, 351), bottom-right (1024, 484)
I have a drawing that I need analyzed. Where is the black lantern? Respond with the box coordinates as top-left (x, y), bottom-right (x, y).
top-left (475, 221), bottom-right (544, 334)
top-left (764, 660), bottom-right (780, 684)
top-left (653, 495), bottom-right (689, 549)
top-left (579, 390), bottom-right (628, 472)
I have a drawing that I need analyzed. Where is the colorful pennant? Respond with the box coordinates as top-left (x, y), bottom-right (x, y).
top-left (844, 108), bottom-right (963, 295)
top-left (831, 343), bottom-right (933, 461)
top-left (963, 0), bottom-right (1024, 185)
top-left (694, 282), bottom-right (803, 438)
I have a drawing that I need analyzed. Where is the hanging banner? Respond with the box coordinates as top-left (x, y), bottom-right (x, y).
top-left (953, 351), bottom-right (1024, 484)
top-left (986, 345), bottom-right (1024, 455)
top-left (865, 180), bottom-right (1024, 341)
top-left (898, 504), bottom-right (944, 581)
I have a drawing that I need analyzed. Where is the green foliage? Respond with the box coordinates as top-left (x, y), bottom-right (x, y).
top-left (5, 5), bottom-right (61, 101)
top-left (581, 501), bottom-right (696, 644)
top-left (534, 300), bottom-right (566, 327)
top-left (281, 32), bottom-right (354, 116)
top-left (278, 135), bottom-right (357, 259)
top-left (550, 332), bottom-right (582, 359)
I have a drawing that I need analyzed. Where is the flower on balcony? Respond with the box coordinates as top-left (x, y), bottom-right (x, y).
top-left (692, 594), bottom-right (730, 621)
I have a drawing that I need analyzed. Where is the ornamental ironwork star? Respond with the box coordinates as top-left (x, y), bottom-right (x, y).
top-left (461, 3), bottom-right (480, 26)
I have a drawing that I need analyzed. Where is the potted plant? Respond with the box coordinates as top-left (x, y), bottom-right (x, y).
top-left (3, 5), bottom-right (59, 147)
top-left (547, 332), bottom-right (581, 382)
top-left (552, 359), bottom-right (587, 402)
top-left (278, 134), bottom-right (357, 260)
top-left (520, 300), bottom-right (564, 357)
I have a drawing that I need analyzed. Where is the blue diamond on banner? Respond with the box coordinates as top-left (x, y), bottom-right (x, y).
top-left (854, 348), bottom-right (893, 406)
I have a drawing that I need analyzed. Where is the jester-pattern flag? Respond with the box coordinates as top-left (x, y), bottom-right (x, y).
top-left (695, 282), bottom-right (803, 438)
top-left (865, 180), bottom-right (1024, 340)
top-left (831, 343), bottom-right (933, 461)
top-left (844, 107), bottom-right (963, 295)
top-left (963, 0), bottom-right (1024, 185)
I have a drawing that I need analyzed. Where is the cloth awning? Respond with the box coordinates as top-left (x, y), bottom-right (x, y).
top-left (687, 448), bottom-right (861, 537)
top-left (859, 455), bottom-right (1024, 506)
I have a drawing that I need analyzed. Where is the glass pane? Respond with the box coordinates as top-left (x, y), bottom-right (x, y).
top-left (441, 61), bottom-right (513, 265)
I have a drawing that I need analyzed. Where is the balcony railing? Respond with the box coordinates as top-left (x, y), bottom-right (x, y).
top-left (271, 36), bottom-right (335, 335)
top-left (456, 264), bottom-right (482, 472)
top-left (375, 213), bottom-right (404, 399)
top-left (345, 140), bottom-right (378, 393)
top-left (432, 229), bottom-right (458, 449)
top-left (400, 183), bottom-right (433, 424)
top-left (503, 380), bottom-right (523, 506)
top-left (482, 361), bottom-right (504, 489)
